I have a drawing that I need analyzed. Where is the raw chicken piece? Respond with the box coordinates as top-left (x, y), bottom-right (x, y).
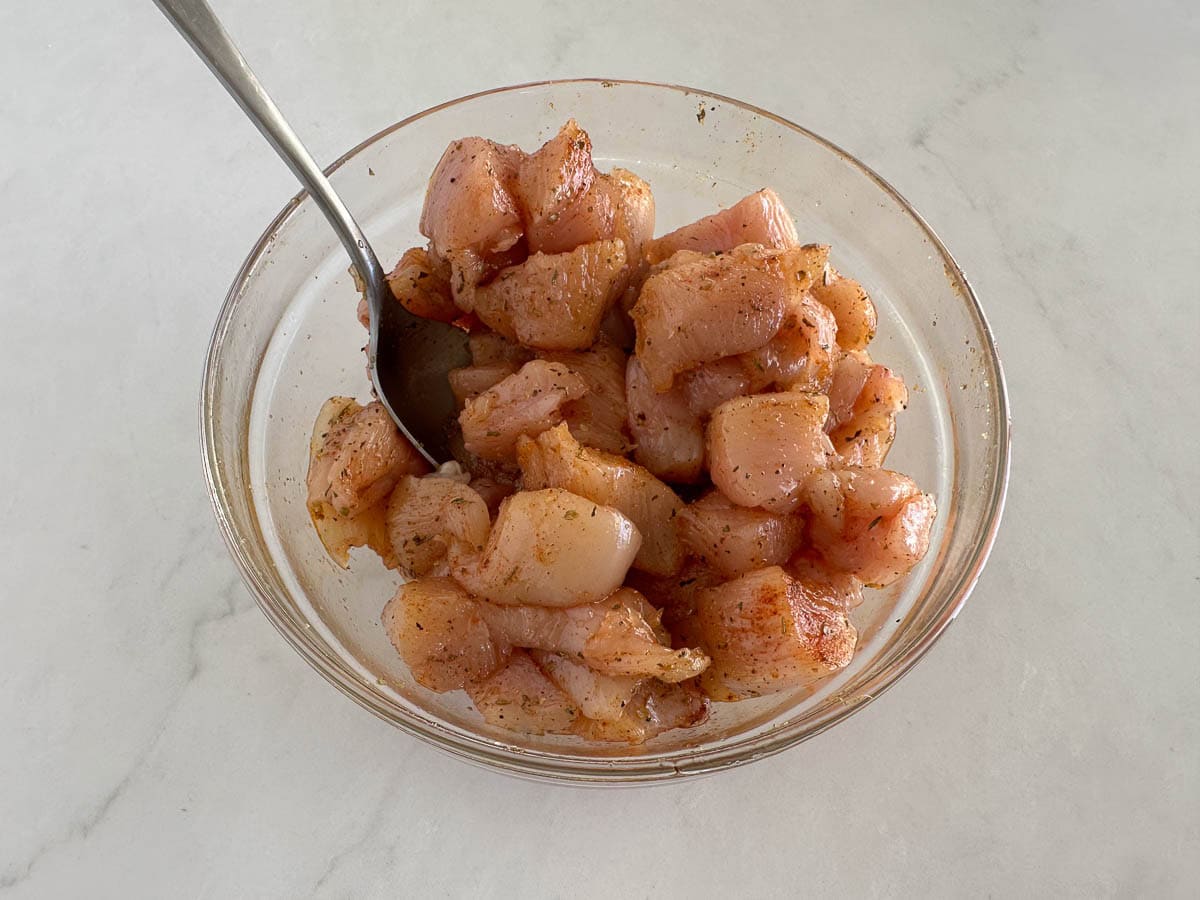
top-left (825, 350), bottom-right (874, 431)
top-left (475, 587), bottom-right (709, 682)
top-left (420, 136), bottom-right (524, 265)
top-left (645, 189), bottom-right (800, 264)
top-left (810, 268), bottom-right (877, 351)
top-left (468, 476), bottom-right (516, 516)
top-left (381, 577), bottom-right (508, 692)
top-left (828, 362), bottom-right (908, 467)
top-left (531, 650), bottom-right (641, 722)
top-left (515, 120), bottom-right (598, 253)
top-left (459, 360), bottom-right (588, 461)
top-left (539, 337), bottom-right (630, 454)
top-left (308, 497), bottom-right (396, 570)
top-left (385, 246), bottom-right (459, 323)
top-left (448, 361), bottom-right (521, 408)
top-left (517, 424), bottom-right (684, 576)
top-left (574, 679), bottom-right (710, 743)
top-left (680, 357), bottom-right (759, 417)
top-left (625, 561), bottom-right (724, 632)
top-left (385, 476), bottom-right (491, 578)
top-left (609, 168), bottom-right (656, 270)
top-left (786, 553), bottom-right (865, 612)
top-left (637, 679), bottom-right (711, 735)
top-left (695, 566), bottom-right (857, 700)
top-left (467, 331), bottom-right (532, 367)
top-left (307, 397), bottom-right (430, 518)
top-left (451, 488), bottom-right (642, 606)
top-left (625, 356), bottom-right (705, 482)
top-left (802, 467), bottom-right (936, 587)
top-left (740, 290), bottom-right (838, 393)
top-left (677, 490), bottom-right (805, 578)
top-left (465, 650), bottom-right (579, 735)
top-left (707, 392), bottom-right (834, 514)
top-left (469, 240), bottom-right (627, 350)
top-left (632, 243), bottom-right (825, 391)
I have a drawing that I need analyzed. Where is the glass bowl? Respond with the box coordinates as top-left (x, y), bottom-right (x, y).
top-left (202, 79), bottom-right (1010, 782)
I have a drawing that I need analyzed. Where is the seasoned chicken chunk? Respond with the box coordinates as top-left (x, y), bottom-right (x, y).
top-left (645, 189), bottom-right (800, 264)
top-left (786, 553), bottom-right (865, 612)
top-left (517, 424), bottom-right (684, 576)
top-left (677, 490), bottom-right (805, 578)
top-left (811, 268), bottom-right (877, 351)
top-left (531, 650), bottom-right (641, 722)
top-left (381, 577), bottom-right (508, 692)
top-left (625, 356), bottom-right (706, 483)
top-left (451, 488), bottom-right (642, 606)
top-left (827, 359), bottom-right (908, 468)
top-left (802, 467), bottom-right (936, 587)
top-left (420, 136), bottom-right (524, 264)
top-left (574, 679), bottom-right (710, 743)
top-left (515, 119), bottom-right (597, 253)
top-left (469, 240), bottom-right (627, 350)
top-left (475, 587), bottom-right (709, 682)
top-left (632, 243), bottom-right (826, 391)
top-left (740, 289), bottom-right (838, 393)
top-left (539, 337), bottom-right (630, 454)
top-left (465, 650), bottom-right (579, 735)
top-left (695, 566), bottom-right (857, 700)
top-left (459, 359), bottom-right (588, 461)
top-left (707, 392), bottom-right (834, 514)
top-left (307, 396), bottom-right (430, 518)
top-left (679, 357), bottom-right (758, 417)
top-left (385, 246), bottom-right (460, 323)
top-left (385, 476), bottom-right (491, 578)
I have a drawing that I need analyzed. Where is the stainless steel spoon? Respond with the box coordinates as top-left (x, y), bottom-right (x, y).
top-left (155, 0), bottom-right (469, 465)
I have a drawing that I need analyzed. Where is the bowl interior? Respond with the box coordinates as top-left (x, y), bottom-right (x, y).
top-left (204, 80), bottom-right (1008, 781)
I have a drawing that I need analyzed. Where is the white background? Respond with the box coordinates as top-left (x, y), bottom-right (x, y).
top-left (1, 1), bottom-right (1197, 896)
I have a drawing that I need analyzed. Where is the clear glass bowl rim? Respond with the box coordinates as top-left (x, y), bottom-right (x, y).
top-left (201, 78), bottom-right (1012, 783)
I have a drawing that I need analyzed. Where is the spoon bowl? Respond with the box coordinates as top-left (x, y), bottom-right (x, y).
top-left (155, 0), bottom-right (467, 464)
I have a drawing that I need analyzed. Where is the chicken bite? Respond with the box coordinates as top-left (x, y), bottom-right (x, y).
top-left (707, 391), bottom-right (835, 514)
top-left (517, 424), bottom-right (684, 576)
top-left (694, 566), bottom-right (857, 700)
top-left (677, 490), bottom-right (805, 578)
top-left (450, 488), bottom-right (642, 606)
top-left (459, 359), bottom-right (588, 462)
top-left (802, 467), bottom-right (936, 587)
top-left (645, 188), bottom-right (800, 264)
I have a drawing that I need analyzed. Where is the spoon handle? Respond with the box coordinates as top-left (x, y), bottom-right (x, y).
top-left (153, 0), bottom-right (386, 305)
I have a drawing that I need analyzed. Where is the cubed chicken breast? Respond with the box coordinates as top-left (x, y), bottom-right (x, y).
top-left (802, 467), bottom-right (936, 587)
top-left (420, 136), bottom-right (524, 263)
top-left (695, 566), bottom-right (857, 700)
top-left (707, 392), bottom-right (834, 514)
top-left (517, 423), bottom-right (684, 576)
top-left (538, 336), bottom-right (631, 454)
top-left (677, 490), bottom-right (805, 578)
top-left (645, 189), bottom-right (800, 264)
top-left (385, 246), bottom-right (460, 323)
top-left (625, 356), bottom-right (706, 483)
top-left (470, 240), bottom-right (627, 350)
top-left (381, 577), bottom-right (508, 692)
top-left (459, 359), bottom-right (588, 461)
top-left (451, 488), bottom-right (642, 606)
top-left (307, 396), bottom-right (430, 517)
top-left (465, 650), bottom-right (580, 735)
top-left (385, 476), bottom-right (491, 579)
top-left (811, 268), bottom-right (877, 351)
top-left (632, 243), bottom-right (825, 391)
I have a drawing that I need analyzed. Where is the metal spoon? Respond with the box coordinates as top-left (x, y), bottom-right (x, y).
top-left (155, 0), bottom-right (469, 465)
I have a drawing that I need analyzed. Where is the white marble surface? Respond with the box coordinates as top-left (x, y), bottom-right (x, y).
top-left (2, 0), bottom-right (1197, 896)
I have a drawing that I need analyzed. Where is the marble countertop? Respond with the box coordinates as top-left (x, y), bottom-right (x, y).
top-left (2, 1), bottom-right (1196, 896)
